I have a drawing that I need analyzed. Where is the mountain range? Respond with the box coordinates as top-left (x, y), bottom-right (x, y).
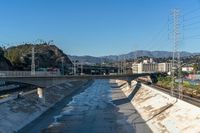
top-left (1, 43), bottom-right (199, 70)
top-left (69, 50), bottom-right (200, 64)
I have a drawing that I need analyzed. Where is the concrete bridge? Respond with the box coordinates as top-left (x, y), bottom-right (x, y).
top-left (0, 71), bottom-right (161, 87)
top-left (0, 71), bottom-right (161, 104)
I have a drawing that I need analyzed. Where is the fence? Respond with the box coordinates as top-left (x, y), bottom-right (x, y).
top-left (0, 71), bottom-right (61, 77)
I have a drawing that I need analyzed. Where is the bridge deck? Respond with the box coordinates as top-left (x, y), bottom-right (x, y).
top-left (0, 72), bottom-right (156, 87)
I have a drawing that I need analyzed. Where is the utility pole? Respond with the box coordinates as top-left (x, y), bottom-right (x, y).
top-left (171, 9), bottom-right (182, 98)
top-left (73, 60), bottom-right (76, 75)
top-left (31, 46), bottom-right (35, 76)
top-left (61, 57), bottom-right (64, 75)
top-left (119, 56), bottom-right (122, 74)
top-left (121, 57), bottom-right (123, 74)
top-left (100, 58), bottom-right (102, 75)
top-left (81, 60), bottom-right (83, 75)
top-left (123, 55), bottom-right (126, 74)
top-left (117, 56), bottom-right (120, 75)
top-left (135, 49), bottom-right (137, 62)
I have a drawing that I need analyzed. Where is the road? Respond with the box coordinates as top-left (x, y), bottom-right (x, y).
top-left (18, 80), bottom-right (152, 133)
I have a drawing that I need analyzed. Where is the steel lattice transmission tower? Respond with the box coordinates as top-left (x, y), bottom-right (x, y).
top-left (31, 46), bottom-right (36, 76)
top-left (171, 9), bottom-right (182, 98)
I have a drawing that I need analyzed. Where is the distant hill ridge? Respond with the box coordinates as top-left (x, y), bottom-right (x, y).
top-left (69, 50), bottom-right (200, 64)
top-left (1, 44), bottom-right (199, 70)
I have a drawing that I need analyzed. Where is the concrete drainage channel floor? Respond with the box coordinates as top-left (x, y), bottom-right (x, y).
top-left (18, 80), bottom-right (152, 133)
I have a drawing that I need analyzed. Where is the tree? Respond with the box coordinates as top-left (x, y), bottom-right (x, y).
top-left (0, 47), bottom-right (4, 55)
top-left (193, 64), bottom-right (198, 74)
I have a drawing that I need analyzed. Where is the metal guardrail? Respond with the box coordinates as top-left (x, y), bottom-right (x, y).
top-left (0, 71), bottom-right (61, 77)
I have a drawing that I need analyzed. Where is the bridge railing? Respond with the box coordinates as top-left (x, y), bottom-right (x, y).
top-left (0, 71), bottom-right (61, 77)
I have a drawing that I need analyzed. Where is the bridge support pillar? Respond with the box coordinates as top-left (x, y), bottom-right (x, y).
top-left (37, 87), bottom-right (46, 104)
top-left (127, 79), bottom-right (132, 89)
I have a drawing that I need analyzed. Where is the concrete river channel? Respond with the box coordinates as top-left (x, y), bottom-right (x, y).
top-left (18, 80), bottom-right (151, 133)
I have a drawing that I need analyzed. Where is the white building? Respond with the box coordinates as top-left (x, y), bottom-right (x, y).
top-left (143, 58), bottom-right (154, 64)
top-left (132, 62), bottom-right (172, 74)
top-left (142, 63), bottom-right (158, 73)
top-left (182, 66), bottom-right (193, 73)
top-left (132, 63), bottom-right (139, 74)
top-left (158, 63), bottom-right (172, 73)
top-left (132, 62), bottom-right (158, 73)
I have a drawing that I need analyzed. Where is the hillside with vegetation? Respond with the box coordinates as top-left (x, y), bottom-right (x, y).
top-left (0, 47), bottom-right (12, 70)
top-left (4, 43), bottom-right (72, 73)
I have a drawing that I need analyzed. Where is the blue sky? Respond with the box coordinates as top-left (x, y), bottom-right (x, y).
top-left (0, 0), bottom-right (200, 56)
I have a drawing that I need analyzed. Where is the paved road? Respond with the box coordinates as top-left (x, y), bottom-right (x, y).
top-left (19, 80), bottom-right (152, 133)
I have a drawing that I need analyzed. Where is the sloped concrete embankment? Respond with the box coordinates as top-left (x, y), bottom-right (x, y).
top-left (115, 80), bottom-right (200, 133)
top-left (0, 80), bottom-right (92, 133)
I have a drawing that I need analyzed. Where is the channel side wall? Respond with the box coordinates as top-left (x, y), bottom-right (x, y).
top-left (0, 80), bottom-right (92, 133)
top-left (115, 80), bottom-right (200, 133)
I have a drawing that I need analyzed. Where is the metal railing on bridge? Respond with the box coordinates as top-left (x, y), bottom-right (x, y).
top-left (0, 71), bottom-right (61, 77)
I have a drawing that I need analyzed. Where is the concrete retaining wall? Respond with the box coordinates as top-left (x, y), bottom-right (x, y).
top-left (0, 80), bottom-right (91, 133)
top-left (0, 94), bottom-right (17, 104)
top-left (0, 90), bottom-right (37, 104)
top-left (116, 80), bottom-right (200, 133)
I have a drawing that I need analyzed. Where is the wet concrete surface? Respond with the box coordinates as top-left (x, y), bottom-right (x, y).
top-left (17, 80), bottom-right (93, 133)
top-left (18, 80), bottom-right (152, 133)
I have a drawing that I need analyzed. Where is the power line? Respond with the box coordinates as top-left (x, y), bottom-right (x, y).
top-left (183, 15), bottom-right (200, 22)
top-left (183, 8), bottom-right (200, 16)
top-left (184, 34), bottom-right (200, 39)
top-left (183, 26), bottom-right (200, 31)
top-left (184, 37), bottom-right (200, 40)
top-left (145, 20), bottom-right (169, 51)
top-left (182, 5), bottom-right (200, 41)
top-left (183, 20), bottom-right (200, 27)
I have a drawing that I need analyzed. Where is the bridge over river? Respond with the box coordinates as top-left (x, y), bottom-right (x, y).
top-left (0, 71), bottom-right (158, 104)
top-left (2, 71), bottom-right (187, 133)
top-left (0, 71), bottom-right (199, 133)
top-left (0, 71), bottom-right (157, 87)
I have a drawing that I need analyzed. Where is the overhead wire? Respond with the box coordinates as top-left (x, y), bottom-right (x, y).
top-left (183, 8), bottom-right (200, 16)
top-left (145, 19), bottom-right (169, 51)
top-left (183, 15), bottom-right (200, 22)
top-left (182, 5), bottom-right (200, 40)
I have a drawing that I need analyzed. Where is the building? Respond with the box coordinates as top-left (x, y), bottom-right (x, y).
top-left (143, 58), bottom-right (154, 64)
top-left (141, 63), bottom-right (158, 73)
top-left (132, 63), bottom-right (139, 73)
top-left (132, 62), bottom-right (158, 73)
top-left (182, 66), bottom-right (194, 73)
top-left (158, 63), bottom-right (172, 73)
top-left (132, 62), bottom-right (172, 74)
top-left (186, 74), bottom-right (200, 80)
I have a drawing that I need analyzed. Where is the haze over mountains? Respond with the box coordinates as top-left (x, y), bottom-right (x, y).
top-left (69, 50), bottom-right (200, 64)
